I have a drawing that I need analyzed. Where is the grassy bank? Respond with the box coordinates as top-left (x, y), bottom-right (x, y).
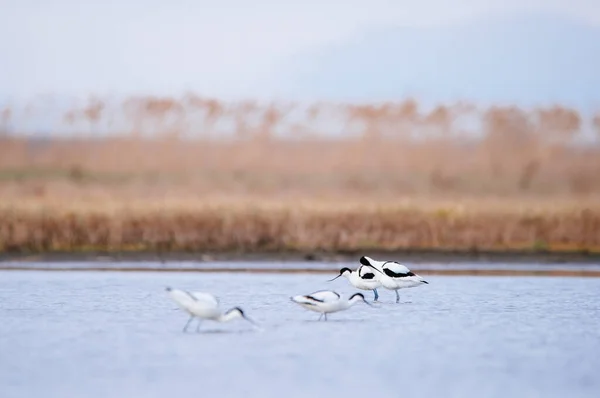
top-left (1, 197), bottom-right (598, 255)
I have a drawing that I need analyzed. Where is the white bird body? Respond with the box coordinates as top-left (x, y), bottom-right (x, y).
top-left (165, 287), bottom-right (257, 331)
top-left (290, 290), bottom-right (372, 321)
top-left (359, 256), bottom-right (429, 303)
top-left (352, 265), bottom-right (383, 290)
top-left (328, 264), bottom-right (382, 301)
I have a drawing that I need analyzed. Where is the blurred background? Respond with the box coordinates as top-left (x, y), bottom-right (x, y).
top-left (1, 0), bottom-right (599, 255)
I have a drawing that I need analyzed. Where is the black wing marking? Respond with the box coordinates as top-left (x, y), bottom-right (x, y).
top-left (383, 268), bottom-right (416, 278)
top-left (382, 261), bottom-right (416, 278)
top-left (305, 295), bottom-right (324, 302)
top-left (360, 272), bottom-right (375, 280)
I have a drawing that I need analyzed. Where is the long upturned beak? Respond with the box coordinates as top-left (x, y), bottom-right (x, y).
top-left (327, 273), bottom-right (343, 282)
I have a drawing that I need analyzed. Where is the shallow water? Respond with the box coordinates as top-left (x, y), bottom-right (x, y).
top-left (1, 268), bottom-right (600, 398)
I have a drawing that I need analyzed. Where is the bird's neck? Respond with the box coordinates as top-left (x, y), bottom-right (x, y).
top-left (218, 311), bottom-right (241, 323)
top-left (348, 296), bottom-right (363, 306)
top-left (349, 273), bottom-right (364, 284)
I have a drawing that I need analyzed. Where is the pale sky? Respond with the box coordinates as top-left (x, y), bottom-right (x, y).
top-left (1, 0), bottom-right (599, 100)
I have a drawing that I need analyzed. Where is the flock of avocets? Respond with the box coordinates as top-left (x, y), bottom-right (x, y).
top-left (165, 255), bottom-right (429, 331)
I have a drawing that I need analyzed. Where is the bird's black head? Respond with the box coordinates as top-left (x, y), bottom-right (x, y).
top-left (328, 267), bottom-right (352, 282)
top-left (227, 307), bottom-right (259, 327)
top-left (350, 292), bottom-right (373, 306)
top-left (350, 292), bottom-right (365, 300)
top-left (359, 256), bottom-right (371, 266)
top-left (232, 306), bottom-right (245, 316)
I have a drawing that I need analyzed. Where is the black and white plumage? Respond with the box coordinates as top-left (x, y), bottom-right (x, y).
top-left (165, 287), bottom-right (259, 332)
top-left (328, 264), bottom-right (383, 301)
top-left (290, 290), bottom-right (372, 321)
top-left (359, 256), bottom-right (429, 303)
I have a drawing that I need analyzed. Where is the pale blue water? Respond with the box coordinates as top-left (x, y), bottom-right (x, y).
top-left (1, 268), bottom-right (600, 398)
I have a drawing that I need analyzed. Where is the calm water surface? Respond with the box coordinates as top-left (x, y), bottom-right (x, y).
top-left (1, 266), bottom-right (600, 398)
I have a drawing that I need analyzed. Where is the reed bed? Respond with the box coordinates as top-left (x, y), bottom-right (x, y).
top-left (1, 197), bottom-right (599, 254)
top-left (1, 95), bottom-right (599, 254)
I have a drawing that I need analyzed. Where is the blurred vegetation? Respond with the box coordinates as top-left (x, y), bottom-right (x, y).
top-left (1, 95), bottom-right (599, 254)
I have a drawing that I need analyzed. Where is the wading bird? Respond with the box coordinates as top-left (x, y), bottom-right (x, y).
top-left (328, 263), bottom-right (383, 302)
top-left (359, 256), bottom-right (429, 303)
top-left (290, 290), bottom-right (372, 321)
top-left (165, 287), bottom-right (258, 332)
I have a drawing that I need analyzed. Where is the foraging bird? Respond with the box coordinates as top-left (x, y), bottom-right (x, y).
top-left (290, 290), bottom-right (372, 321)
top-left (359, 256), bottom-right (429, 303)
top-left (328, 264), bottom-right (383, 302)
top-left (165, 287), bottom-right (258, 332)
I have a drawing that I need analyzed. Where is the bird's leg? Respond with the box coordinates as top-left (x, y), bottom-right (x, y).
top-left (182, 315), bottom-right (194, 332)
top-left (324, 313), bottom-right (328, 321)
top-left (195, 319), bottom-right (202, 333)
top-left (373, 288), bottom-right (379, 302)
top-left (318, 313), bottom-right (323, 321)
top-left (395, 290), bottom-right (400, 304)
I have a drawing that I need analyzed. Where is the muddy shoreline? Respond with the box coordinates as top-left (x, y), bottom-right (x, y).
top-left (2, 248), bottom-right (600, 264)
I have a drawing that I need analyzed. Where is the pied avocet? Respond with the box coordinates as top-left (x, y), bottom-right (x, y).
top-left (290, 290), bottom-right (372, 321)
top-left (165, 287), bottom-right (258, 332)
top-left (328, 263), bottom-right (383, 302)
top-left (359, 256), bottom-right (429, 303)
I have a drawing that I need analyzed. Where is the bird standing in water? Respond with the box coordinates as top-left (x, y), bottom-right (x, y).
top-left (290, 290), bottom-right (373, 321)
top-left (328, 263), bottom-right (383, 302)
top-left (165, 287), bottom-right (259, 332)
top-left (358, 256), bottom-right (429, 303)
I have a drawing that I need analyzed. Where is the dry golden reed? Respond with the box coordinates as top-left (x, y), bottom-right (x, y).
top-left (1, 199), bottom-right (599, 254)
top-left (1, 95), bottom-right (599, 254)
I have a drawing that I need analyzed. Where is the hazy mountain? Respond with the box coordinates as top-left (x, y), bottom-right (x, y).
top-left (274, 13), bottom-right (600, 108)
